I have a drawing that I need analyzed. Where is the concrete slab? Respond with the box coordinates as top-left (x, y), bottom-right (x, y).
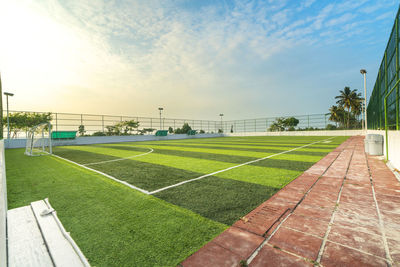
top-left (281, 214), bottom-right (328, 238)
top-left (212, 227), bottom-right (265, 259)
top-left (250, 245), bottom-right (313, 267)
top-left (181, 241), bottom-right (243, 267)
top-left (320, 242), bottom-right (388, 267)
top-left (327, 224), bottom-right (386, 258)
top-left (269, 227), bottom-right (322, 260)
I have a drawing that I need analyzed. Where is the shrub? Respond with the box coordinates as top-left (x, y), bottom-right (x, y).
top-left (92, 131), bottom-right (106, 136)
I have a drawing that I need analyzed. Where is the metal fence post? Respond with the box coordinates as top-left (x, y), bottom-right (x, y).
top-left (102, 115), bottom-right (104, 132)
top-left (308, 115), bottom-right (310, 128)
top-left (396, 16), bottom-right (399, 130)
top-left (55, 113), bottom-right (58, 132)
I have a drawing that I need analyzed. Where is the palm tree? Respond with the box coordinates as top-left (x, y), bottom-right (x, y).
top-left (329, 105), bottom-right (346, 127)
top-left (329, 105), bottom-right (340, 127)
top-left (335, 87), bottom-right (362, 128)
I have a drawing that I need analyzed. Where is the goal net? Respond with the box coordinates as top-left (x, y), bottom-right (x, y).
top-left (25, 122), bottom-right (52, 156)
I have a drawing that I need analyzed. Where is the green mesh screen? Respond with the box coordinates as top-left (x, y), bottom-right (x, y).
top-left (367, 7), bottom-right (400, 130)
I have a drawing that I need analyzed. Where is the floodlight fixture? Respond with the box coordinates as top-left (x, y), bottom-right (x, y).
top-left (158, 107), bottom-right (164, 130)
top-left (360, 69), bottom-right (367, 132)
top-left (4, 92), bottom-right (14, 139)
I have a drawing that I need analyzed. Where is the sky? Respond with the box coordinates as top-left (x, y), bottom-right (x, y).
top-left (0, 0), bottom-right (398, 121)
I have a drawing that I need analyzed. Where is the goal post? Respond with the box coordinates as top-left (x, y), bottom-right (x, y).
top-left (25, 122), bottom-right (52, 156)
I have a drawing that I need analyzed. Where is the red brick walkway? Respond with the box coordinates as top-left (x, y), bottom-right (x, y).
top-left (181, 136), bottom-right (400, 267)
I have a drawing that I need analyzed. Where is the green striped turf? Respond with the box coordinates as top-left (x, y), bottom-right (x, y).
top-left (5, 148), bottom-right (226, 266)
top-left (154, 176), bottom-right (278, 225)
top-left (8, 136), bottom-right (349, 266)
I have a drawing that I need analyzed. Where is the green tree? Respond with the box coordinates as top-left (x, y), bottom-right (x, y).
top-left (3, 112), bottom-right (52, 138)
top-left (168, 127), bottom-right (173, 133)
top-left (335, 87), bottom-right (362, 129)
top-left (139, 128), bottom-right (155, 135)
top-left (268, 118), bottom-right (285, 131)
top-left (78, 125), bottom-right (85, 136)
top-left (283, 117), bottom-right (299, 129)
top-left (328, 105), bottom-right (343, 127)
top-left (116, 120), bottom-right (139, 135)
top-left (105, 125), bottom-right (120, 136)
top-left (174, 123), bottom-right (192, 134)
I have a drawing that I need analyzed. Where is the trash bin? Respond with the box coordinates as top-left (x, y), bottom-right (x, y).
top-left (366, 134), bottom-right (384, 156)
top-left (364, 138), bottom-right (369, 154)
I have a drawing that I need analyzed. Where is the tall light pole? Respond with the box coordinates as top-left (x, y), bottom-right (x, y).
top-left (158, 107), bottom-right (163, 130)
top-left (219, 113), bottom-right (224, 132)
top-left (4, 92), bottom-right (14, 140)
top-left (0, 73), bottom-right (3, 139)
top-left (360, 69), bottom-right (367, 132)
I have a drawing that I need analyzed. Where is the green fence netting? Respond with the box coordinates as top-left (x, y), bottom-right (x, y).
top-left (367, 6), bottom-right (400, 130)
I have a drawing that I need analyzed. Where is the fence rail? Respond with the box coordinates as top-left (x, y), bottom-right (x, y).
top-left (367, 6), bottom-right (400, 130)
top-left (3, 110), bottom-right (342, 138)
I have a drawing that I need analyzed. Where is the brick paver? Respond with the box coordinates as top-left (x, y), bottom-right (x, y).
top-left (180, 136), bottom-right (400, 266)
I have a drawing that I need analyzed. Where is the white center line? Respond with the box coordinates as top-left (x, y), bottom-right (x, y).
top-left (148, 137), bottom-right (335, 195)
top-left (52, 154), bottom-right (150, 195)
top-left (83, 147), bottom-right (153, 166)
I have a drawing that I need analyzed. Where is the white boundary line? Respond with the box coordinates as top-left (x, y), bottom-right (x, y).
top-left (52, 154), bottom-right (150, 194)
top-left (83, 147), bottom-right (153, 166)
top-left (148, 137), bottom-right (335, 195)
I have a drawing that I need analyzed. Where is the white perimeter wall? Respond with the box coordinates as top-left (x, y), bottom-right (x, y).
top-left (5, 133), bottom-right (223, 149)
top-left (224, 130), bottom-right (364, 136)
top-left (367, 130), bottom-right (400, 171)
top-left (0, 140), bottom-right (7, 267)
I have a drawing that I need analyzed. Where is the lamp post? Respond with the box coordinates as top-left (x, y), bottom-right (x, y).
top-left (0, 73), bottom-right (3, 139)
top-left (158, 107), bottom-right (163, 130)
top-left (4, 92), bottom-right (14, 140)
top-left (219, 114), bottom-right (224, 132)
top-left (360, 69), bottom-right (367, 132)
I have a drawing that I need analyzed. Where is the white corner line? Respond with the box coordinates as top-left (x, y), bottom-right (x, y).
top-left (52, 154), bottom-right (150, 195)
top-left (148, 137), bottom-right (335, 195)
top-left (83, 147), bottom-right (154, 166)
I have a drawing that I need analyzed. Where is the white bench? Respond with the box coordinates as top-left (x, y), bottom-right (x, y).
top-left (0, 140), bottom-right (90, 267)
top-left (7, 199), bottom-right (90, 267)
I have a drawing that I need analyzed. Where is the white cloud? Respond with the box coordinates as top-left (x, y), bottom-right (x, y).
top-left (0, 0), bottom-right (397, 118)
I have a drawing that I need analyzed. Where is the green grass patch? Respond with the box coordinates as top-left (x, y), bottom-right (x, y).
top-left (6, 149), bottom-right (226, 267)
top-left (155, 176), bottom-right (278, 225)
top-left (90, 159), bottom-right (203, 191)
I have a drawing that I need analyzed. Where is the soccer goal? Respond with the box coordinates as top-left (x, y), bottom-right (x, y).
top-left (25, 122), bottom-right (52, 156)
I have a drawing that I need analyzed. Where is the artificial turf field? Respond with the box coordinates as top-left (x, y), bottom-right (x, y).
top-left (6, 135), bottom-right (348, 266)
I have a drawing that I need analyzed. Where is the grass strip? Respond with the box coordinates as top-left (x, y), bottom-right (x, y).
top-left (6, 149), bottom-right (226, 267)
top-left (155, 176), bottom-right (278, 225)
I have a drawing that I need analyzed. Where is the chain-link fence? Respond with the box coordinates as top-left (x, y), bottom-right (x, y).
top-left (3, 110), bottom-right (222, 138)
top-left (3, 110), bottom-right (339, 138)
top-left (223, 114), bottom-right (332, 133)
top-left (367, 7), bottom-right (400, 130)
